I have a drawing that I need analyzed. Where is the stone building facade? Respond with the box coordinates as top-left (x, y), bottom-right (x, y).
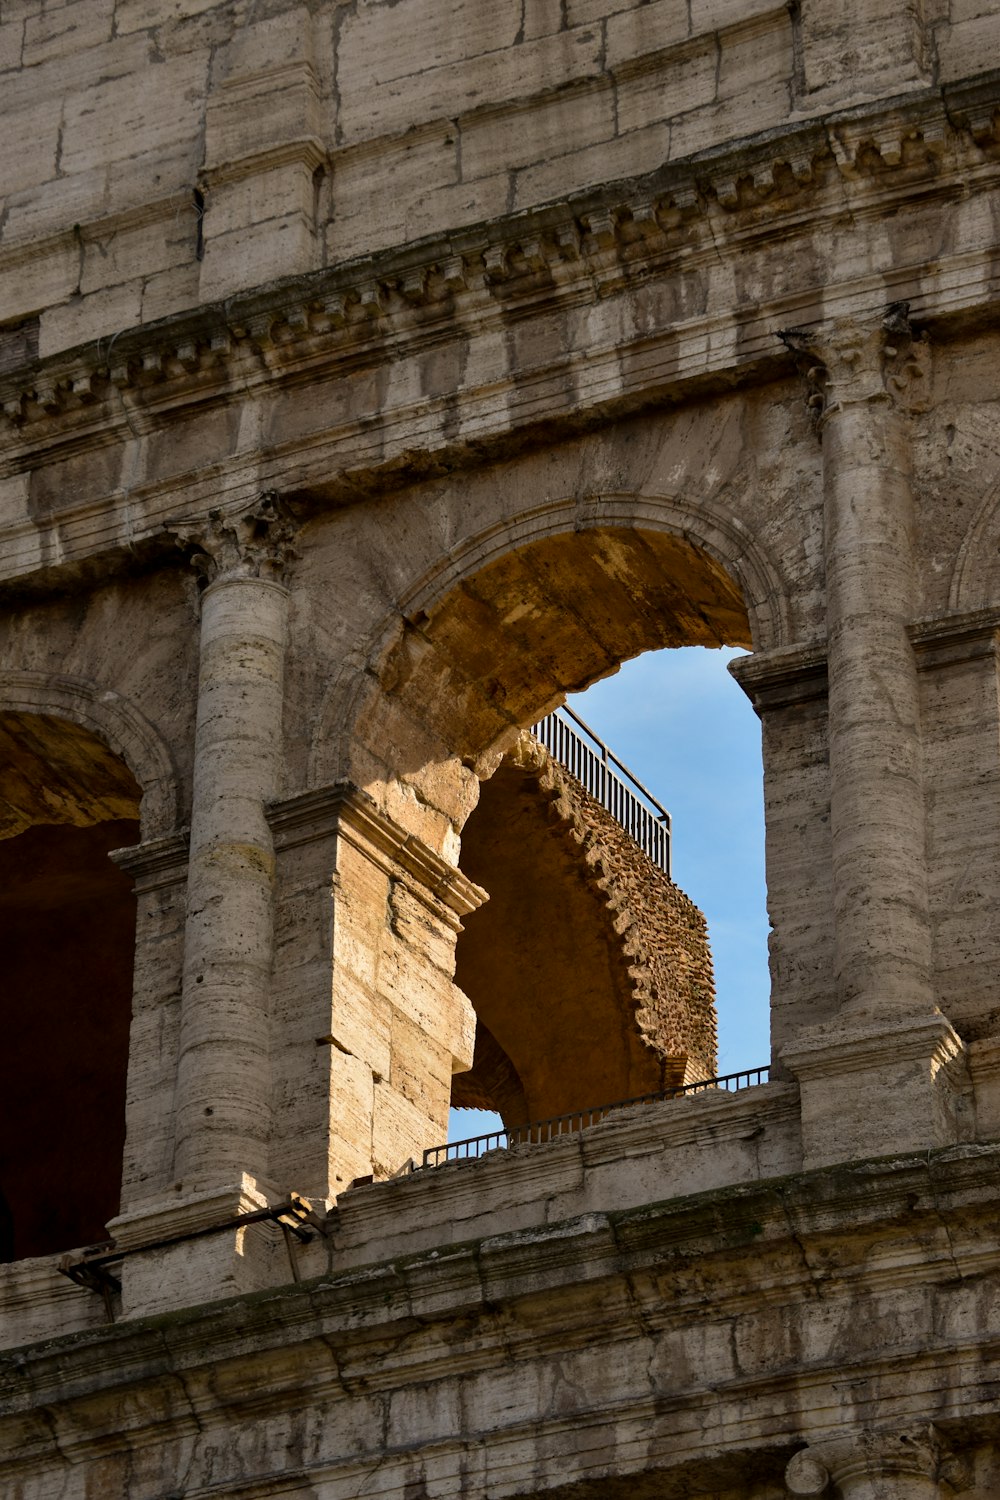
top-left (2, 0), bottom-right (1000, 1491)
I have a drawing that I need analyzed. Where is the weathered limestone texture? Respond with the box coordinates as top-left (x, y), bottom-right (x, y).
top-left (3, 0), bottom-right (1000, 1488)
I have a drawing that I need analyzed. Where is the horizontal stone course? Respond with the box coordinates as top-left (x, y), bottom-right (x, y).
top-left (2, 0), bottom-right (975, 350)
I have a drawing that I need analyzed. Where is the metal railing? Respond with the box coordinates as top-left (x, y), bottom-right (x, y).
top-left (421, 1066), bottom-right (770, 1169)
top-left (532, 704), bottom-right (672, 877)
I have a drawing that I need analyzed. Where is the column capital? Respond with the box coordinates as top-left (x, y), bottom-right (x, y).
top-left (786, 1426), bottom-right (949, 1497)
top-left (778, 304), bottom-right (930, 425)
top-left (166, 491), bottom-right (299, 586)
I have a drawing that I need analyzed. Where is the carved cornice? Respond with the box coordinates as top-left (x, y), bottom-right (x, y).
top-left (110, 829), bottom-right (190, 893)
top-left (1, 77), bottom-right (998, 454)
top-left (910, 605), bottom-right (1000, 668)
top-left (267, 782), bottom-right (488, 923)
top-left (164, 491), bottom-right (299, 586)
top-left (728, 641), bottom-right (828, 711)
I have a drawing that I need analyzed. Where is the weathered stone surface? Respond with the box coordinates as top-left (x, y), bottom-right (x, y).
top-left (2, 0), bottom-right (1000, 1492)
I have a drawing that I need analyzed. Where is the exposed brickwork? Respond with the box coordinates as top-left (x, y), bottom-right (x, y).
top-left (512, 732), bottom-right (717, 1085)
top-left (453, 731), bottom-right (716, 1123)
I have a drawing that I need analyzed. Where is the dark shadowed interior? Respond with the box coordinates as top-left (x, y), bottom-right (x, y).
top-left (0, 712), bottom-right (141, 1261)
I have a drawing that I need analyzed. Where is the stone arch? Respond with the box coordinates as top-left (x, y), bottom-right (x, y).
top-left (304, 486), bottom-right (770, 1153)
top-left (309, 491), bottom-right (788, 799)
top-left (0, 670), bottom-right (179, 839)
top-left (949, 473), bottom-right (1000, 613)
top-left (0, 699), bottom-right (145, 1260)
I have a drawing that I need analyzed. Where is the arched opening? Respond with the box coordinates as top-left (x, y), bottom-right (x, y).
top-left (0, 712), bottom-right (141, 1260)
top-left (354, 516), bottom-right (765, 1155)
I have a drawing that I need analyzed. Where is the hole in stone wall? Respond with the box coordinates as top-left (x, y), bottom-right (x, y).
top-left (448, 644), bottom-right (767, 1144)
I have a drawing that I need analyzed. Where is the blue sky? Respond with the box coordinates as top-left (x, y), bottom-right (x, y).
top-left (449, 645), bottom-right (770, 1144)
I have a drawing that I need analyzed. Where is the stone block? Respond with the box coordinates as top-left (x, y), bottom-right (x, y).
top-left (60, 52), bottom-right (208, 176)
top-left (513, 119), bottom-right (671, 208)
top-left (389, 1007), bottom-right (455, 1119)
top-left (330, 126), bottom-right (459, 237)
top-left (796, 0), bottom-right (929, 101)
top-left (1, 172), bottom-right (104, 248)
top-left (0, 17), bottom-right (23, 71)
top-left (211, 5), bottom-right (315, 80)
top-left (0, 1255), bottom-right (106, 1352)
top-left (605, 0), bottom-right (691, 69)
top-left (344, 24), bottom-right (603, 144)
top-left (566, 0), bottom-right (633, 23)
top-left (204, 70), bottom-right (321, 167)
top-left (38, 279), bottom-right (144, 359)
top-left (1, 31), bottom-right (151, 117)
top-left (79, 205), bottom-right (195, 296)
top-left (615, 39), bottom-right (719, 135)
top-left (0, 474), bottom-right (31, 530)
top-left (139, 260), bottom-right (200, 324)
top-left (202, 159), bottom-right (315, 240)
top-left (371, 1074), bottom-right (439, 1176)
top-left (460, 83), bottom-right (615, 182)
top-left (668, 84), bottom-right (788, 159)
top-left (326, 986), bottom-right (393, 1080)
top-left (199, 211), bottom-right (318, 303)
top-left (717, 11), bottom-right (794, 98)
top-left (336, 0), bottom-right (522, 94)
top-left (0, 239), bottom-right (79, 323)
top-left (0, 97), bottom-right (60, 197)
top-left (690, 0), bottom-right (787, 33)
top-left (22, 0), bottom-right (113, 67)
top-left (114, 0), bottom-right (224, 37)
top-left (329, 141), bottom-right (507, 264)
top-left (968, 1037), bottom-right (1000, 1142)
top-left (936, 11), bottom-right (1000, 78)
top-left (118, 1214), bottom-right (282, 1317)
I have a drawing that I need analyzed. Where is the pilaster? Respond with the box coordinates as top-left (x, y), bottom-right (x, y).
top-left (730, 643), bottom-right (836, 1069)
top-left (267, 783), bottom-right (486, 1198)
top-left (109, 831), bottom-right (190, 1215)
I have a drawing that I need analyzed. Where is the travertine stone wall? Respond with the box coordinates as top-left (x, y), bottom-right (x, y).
top-left (3, 0), bottom-right (1000, 1487)
top-left (0, 0), bottom-right (987, 356)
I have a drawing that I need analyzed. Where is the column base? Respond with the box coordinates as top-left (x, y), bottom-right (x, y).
top-left (782, 1013), bottom-right (971, 1169)
top-left (108, 1175), bottom-right (315, 1318)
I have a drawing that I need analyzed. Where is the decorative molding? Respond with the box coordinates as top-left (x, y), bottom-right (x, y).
top-left (910, 606), bottom-right (1000, 669)
top-left (728, 641), bottom-right (828, 710)
top-left (108, 1173), bottom-right (273, 1251)
top-left (0, 79), bottom-right (997, 447)
top-left (268, 781), bottom-right (488, 922)
top-left (109, 829), bottom-right (190, 893)
top-left (200, 136), bottom-right (327, 192)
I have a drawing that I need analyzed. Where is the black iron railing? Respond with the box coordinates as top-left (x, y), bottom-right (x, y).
top-left (421, 1066), bottom-right (770, 1169)
top-left (532, 704), bottom-right (672, 877)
